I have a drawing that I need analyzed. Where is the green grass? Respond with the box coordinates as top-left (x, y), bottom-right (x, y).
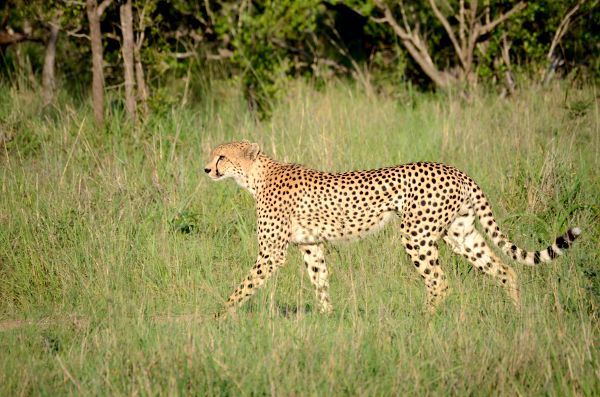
top-left (0, 80), bottom-right (598, 395)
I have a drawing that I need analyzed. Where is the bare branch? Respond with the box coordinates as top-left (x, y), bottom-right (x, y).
top-left (171, 51), bottom-right (196, 59)
top-left (61, 0), bottom-right (86, 5)
top-left (468, 0), bottom-right (478, 32)
top-left (204, 0), bottom-right (215, 26)
top-left (429, 0), bottom-right (464, 67)
top-left (67, 31), bottom-right (90, 40)
top-left (547, 0), bottom-right (585, 60)
top-left (372, 0), bottom-right (410, 40)
top-left (206, 48), bottom-right (234, 60)
top-left (48, 22), bottom-right (90, 40)
top-left (0, 31), bottom-right (30, 45)
top-left (398, 2), bottom-right (413, 34)
top-left (96, 0), bottom-right (113, 17)
top-left (477, 2), bottom-right (526, 37)
top-left (458, 0), bottom-right (466, 51)
top-left (104, 32), bottom-right (120, 41)
top-left (372, 0), bottom-right (454, 88)
top-left (137, 0), bottom-right (149, 34)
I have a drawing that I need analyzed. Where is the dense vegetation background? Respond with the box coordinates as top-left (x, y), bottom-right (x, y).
top-left (1, 0), bottom-right (598, 118)
top-left (0, 1), bottom-right (598, 395)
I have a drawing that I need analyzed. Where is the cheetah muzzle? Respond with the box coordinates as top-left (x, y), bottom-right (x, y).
top-left (204, 140), bottom-right (582, 317)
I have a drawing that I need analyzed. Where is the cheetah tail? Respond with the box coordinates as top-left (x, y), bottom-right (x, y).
top-left (470, 186), bottom-right (582, 266)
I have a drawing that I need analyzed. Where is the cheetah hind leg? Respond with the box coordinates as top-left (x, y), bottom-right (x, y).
top-left (300, 244), bottom-right (333, 314)
top-left (402, 236), bottom-right (450, 313)
top-left (443, 214), bottom-right (521, 310)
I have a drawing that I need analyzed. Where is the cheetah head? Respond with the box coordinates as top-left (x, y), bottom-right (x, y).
top-left (204, 140), bottom-right (261, 187)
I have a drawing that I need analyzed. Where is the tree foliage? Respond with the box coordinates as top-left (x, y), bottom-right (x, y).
top-left (0, 0), bottom-right (598, 116)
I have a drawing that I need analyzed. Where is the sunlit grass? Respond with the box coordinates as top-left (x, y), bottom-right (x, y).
top-left (0, 80), bottom-right (598, 395)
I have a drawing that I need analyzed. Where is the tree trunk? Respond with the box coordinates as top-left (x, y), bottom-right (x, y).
top-left (120, 0), bottom-right (136, 120)
top-left (134, 41), bottom-right (148, 116)
top-left (42, 22), bottom-right (59, 107)
top-left (500, 34), bottom-right (515, 96)
top-left (86, 0), bottom-right (111, 125)
top-left (134, 58), bottom-right (148, 116)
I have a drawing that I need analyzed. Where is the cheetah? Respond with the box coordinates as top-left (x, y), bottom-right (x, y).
top-left (204, 140), bottom-right (581, 317)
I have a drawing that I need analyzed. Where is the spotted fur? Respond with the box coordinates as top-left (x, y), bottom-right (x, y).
top-left (204, 140), bottom-right (581, 316)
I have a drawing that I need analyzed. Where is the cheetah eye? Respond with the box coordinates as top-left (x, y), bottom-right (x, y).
top-left (218, 155), bottom-right (226, 161)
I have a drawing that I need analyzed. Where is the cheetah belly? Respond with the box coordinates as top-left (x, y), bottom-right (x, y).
top-left (344, 210), bottom-right (397, 240)
top-left (290, 210), bottom-right (397, 244)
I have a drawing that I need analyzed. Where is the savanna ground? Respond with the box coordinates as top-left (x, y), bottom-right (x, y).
top-left (0, 79), bottom-right (599, 395)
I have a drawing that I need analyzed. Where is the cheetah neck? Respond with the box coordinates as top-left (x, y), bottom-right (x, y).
top-left (242, 154), bottom-right (280, 197)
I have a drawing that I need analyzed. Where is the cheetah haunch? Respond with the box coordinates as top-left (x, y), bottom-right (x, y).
top-left (204, 140), bottom-right (581, 316)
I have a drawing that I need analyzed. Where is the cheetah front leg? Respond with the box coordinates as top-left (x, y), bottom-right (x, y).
top-left (217, 239), bottom-right (289, 319)
top-left (300, 244), bottom-right (333, 314)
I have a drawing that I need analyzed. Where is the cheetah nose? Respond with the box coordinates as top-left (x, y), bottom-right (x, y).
top-left (204, 168), bottom-right (211, 174)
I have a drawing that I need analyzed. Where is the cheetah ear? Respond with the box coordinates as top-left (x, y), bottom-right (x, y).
top-left (246, 142), bottom-right (260, 160)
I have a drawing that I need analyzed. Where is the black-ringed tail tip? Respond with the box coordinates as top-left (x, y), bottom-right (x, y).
top-left (496, 227), bottom-right (582, 266)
